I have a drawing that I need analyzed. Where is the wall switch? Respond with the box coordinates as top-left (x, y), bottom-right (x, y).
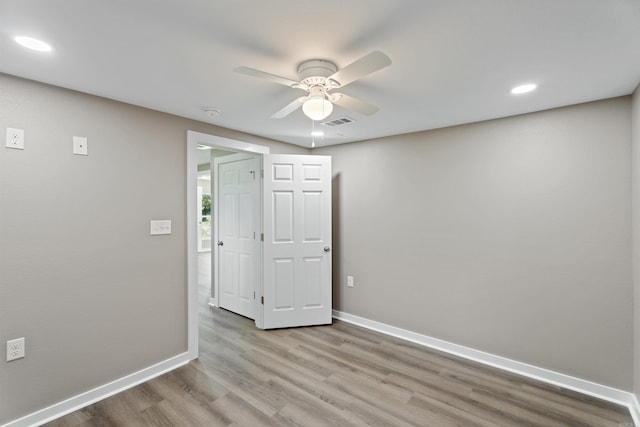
top-left (6, 128), bottom-right (24, 150)
top-left (6, 337), bottom-right (25, 362)
top-left (150, 220), bottom-right (172, 235)
top-left (73, 136), bottom-right (88, 155)
top-left (347, 275), bottom-right (354, 288)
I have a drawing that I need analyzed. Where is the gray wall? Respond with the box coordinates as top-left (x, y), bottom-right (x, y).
top-left (633, 84), bottom-right (640, 402)
top-left (0, 73), bottom-right (305, 424)
top-left (316, 97), bottom-right (633, 390)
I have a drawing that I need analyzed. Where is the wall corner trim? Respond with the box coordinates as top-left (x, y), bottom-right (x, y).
top-left (332, 310), bottom-right (637, 417)
top-left (1, 352), bottom-right (191, 427)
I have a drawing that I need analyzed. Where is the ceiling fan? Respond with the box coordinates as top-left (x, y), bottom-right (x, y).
top-left (233, 51), bottom-right (392, 121)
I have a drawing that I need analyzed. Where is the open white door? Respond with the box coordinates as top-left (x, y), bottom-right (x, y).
top-left (214, 152), bottom-right (260, 319)
top-left (262, 154), bottom-right (332, 329)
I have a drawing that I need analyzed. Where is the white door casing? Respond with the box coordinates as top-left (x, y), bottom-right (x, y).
top-left (214, 153), bottom-right (260, 320)
top-left (262, 154), bottom-right (332, 329)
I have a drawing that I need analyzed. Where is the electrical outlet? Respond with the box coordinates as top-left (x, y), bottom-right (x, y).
top-left (6, 128), bottom-right (24, 150)
top-left (6, 337), bottom-right (25, 362)
top-left (347, 275), bottom-right (354, 288)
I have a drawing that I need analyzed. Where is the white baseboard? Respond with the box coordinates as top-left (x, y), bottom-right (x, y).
top-left (332, 310), bottom-right (637, 418)
top-left (2, 352), bottom-right (191, 427)
top-left (629, 394), bottom-right (640, 427)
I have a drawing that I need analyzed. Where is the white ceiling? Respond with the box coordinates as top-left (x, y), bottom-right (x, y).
top-left (1, 0), bottom-right (639, 148)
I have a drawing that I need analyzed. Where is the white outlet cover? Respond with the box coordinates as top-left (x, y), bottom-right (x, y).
top-left (6, 128), bottom-right (24, 150)
top-left (6, 337), bottom-right (25, 362)
top-left (73, 136), bottom-right (88, 155)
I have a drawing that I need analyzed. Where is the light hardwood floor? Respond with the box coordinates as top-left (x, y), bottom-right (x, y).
top-left (46, 254), bottom-right (633, 426)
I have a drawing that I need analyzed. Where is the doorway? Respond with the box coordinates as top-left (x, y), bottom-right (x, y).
top-left (196, 171), bottom-right (212, 253)
top-left (186, 131), bottom-right (270, 358)
top-left (187, 131), bottom-right (332, 358)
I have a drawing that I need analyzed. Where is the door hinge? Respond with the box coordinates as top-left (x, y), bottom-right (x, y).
top-left (261, 233), bottom-right (264, 241)
top-left (261, 170), bottom-right (264, 178)
top-left (261, 296), bottom-right (264, 305)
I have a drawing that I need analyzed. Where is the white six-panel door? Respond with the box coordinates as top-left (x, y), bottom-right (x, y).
top-left (214, 153), bottom-right (260, 319)
top-left (262, 154), bottom-right (332, 329)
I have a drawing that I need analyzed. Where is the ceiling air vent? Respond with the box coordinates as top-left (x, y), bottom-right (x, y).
top-left (322, 116), bottom-right (355, 127)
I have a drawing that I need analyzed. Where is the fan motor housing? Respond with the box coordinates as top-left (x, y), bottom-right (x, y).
top-left (297, 59), bottom-right (337, 86)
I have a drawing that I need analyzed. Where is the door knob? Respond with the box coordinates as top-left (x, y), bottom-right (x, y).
top-left (217, 241), bottom-right (224, 246)
top-left (324, 246), bottom-right (331, 252)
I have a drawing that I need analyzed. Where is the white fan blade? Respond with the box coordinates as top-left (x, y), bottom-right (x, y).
top-left (234, 66), bottom-right (300, 87)
top-left (271, 97), bottom-right (307, 118)
top-left (331, 93), bottom-right (379, 116)
top-left (328, 51), bottom-right (391, 88)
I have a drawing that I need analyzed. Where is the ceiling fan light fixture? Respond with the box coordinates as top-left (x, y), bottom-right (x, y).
top-left (234, 51), bottom-right (391, 121)
top-left (302, 96), bottom-right (333, 121)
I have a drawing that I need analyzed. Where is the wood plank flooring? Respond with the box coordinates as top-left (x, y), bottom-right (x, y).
top-left (46, 254), bottom-right (634, 426)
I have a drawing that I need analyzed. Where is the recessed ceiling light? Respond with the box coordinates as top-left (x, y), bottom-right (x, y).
top-left (197, 145), bottom-right (212, 150)
top-left (511, 83), bottom-right (537, 95)
top-left (14, 36), bottom-right (52, 52)
top-left (311, 130), bottom-right (324, 137)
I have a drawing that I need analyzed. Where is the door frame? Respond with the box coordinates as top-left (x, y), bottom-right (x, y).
top-left (186, 130), bottom-right (269, 359)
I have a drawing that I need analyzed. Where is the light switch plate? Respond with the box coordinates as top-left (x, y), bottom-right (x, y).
top-left (6, 128), bottom-right (24, 150)
top-left (73, 136), bottom-right (88, 155)
top-left (150, 220), bottom-right (172, 235)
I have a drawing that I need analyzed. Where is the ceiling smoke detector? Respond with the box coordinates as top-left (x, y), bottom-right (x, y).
top-left (204, 108), bottom-right (221, 118)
